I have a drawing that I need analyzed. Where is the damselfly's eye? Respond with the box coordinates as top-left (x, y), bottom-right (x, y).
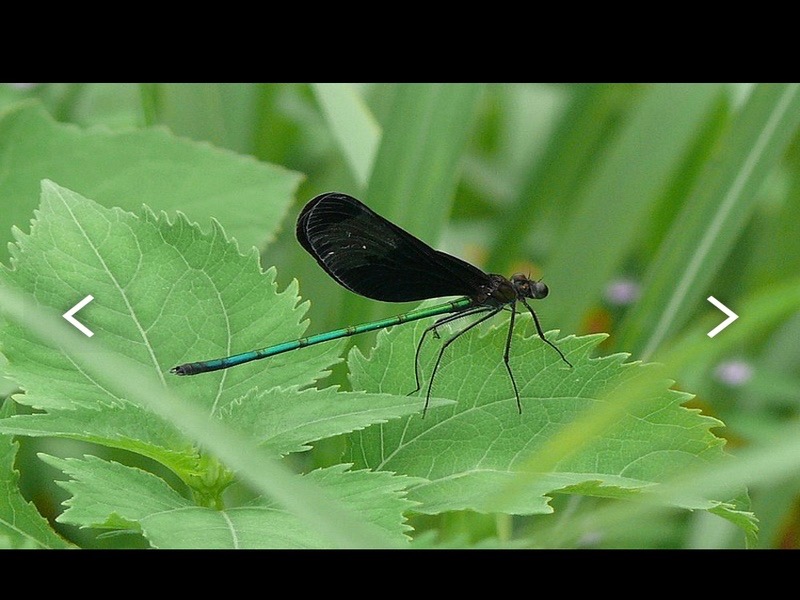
top-left (530, 281), bottom-right (549, 299)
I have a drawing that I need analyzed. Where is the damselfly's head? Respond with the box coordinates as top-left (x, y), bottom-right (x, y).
top-left (511, 273), bottom-right (549, 300)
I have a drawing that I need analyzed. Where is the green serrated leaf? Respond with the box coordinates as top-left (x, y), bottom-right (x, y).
top-left (0, 101), bottom-right (302, 265)
top-left (709, 502), bottom-right (759, 547)
top-left (40, 454), bottom-right (187, 532)
top-left (0, 404), bottom-right (200, 476)
top-left (43, 454), bottom-right (418, 548)
top-left (0, 181), bottom-right (341, 475)
top-left (0, 401), bottom-right (70, 548)
top-left (223, 386), bottom-right (453, 457)
top-left (1, 180), bottom-right (341, 406)
top-left (345, 315), bottom-right (743, 525)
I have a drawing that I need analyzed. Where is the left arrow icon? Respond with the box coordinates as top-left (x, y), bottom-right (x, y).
top-left (63, 295), bottom-right (94, 337)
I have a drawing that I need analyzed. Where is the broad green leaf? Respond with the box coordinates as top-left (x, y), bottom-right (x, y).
top-left (42, 454), bottom-right (418, 548)
top-left (222, 386), bottom-right (452, 457)
top-left (0, 400), bottom-right (70, 548)
top-left (345, 315), bottom-right (751, 532)
top-left (1, 181), bottom-right (339, 407)
top-left (0, 182), bottom-right (448, 482)
top-left (0, 386), bottom-right (451, 467)
top-left (0, 101), bottom-right (301, 264)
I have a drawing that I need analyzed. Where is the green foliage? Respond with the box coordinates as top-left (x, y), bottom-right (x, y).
top-left (346, 318), bottom-right (755, 544)
top-left (543, 84), bottom-right (727, 334)
top-left (0, 83), bottom-right (799, 548)
top-left (0, 183), bottom-right (446, 547)
top-left (0, 400), bottom-right (70, 548)
top-left (0, 102), bottom-right (301, 265)
top-left (40, 455), bottom-right (416, 549)
top-left (617, 84), bottom-right (800, 358)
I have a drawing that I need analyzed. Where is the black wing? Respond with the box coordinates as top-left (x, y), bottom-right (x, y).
top-left (296, 192), bottom-right (492, 302)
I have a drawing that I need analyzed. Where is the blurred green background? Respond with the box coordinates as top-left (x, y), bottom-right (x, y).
top-left (1, 82), bottom-right (799, 548)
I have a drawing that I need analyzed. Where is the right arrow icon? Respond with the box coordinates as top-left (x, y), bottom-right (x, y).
top-left (707, 296), bottom-right (738, 338)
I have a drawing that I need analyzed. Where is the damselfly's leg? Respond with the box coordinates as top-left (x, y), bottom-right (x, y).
top-left (423, 307), bottom-right (504, 417)
top-left (502, 302), bottom-right (522, 414)
top-left (520, 297), bottom-right (572, 367)
top-left (410, 307), bottom-right (493, 397)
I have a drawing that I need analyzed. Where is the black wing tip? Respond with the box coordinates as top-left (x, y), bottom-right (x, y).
top-left (298, 192), bottom-right (355, 220)
top-left (296, 191), bottom-right (364, 253)
top-left (297, 191), bottom-right (345, 247)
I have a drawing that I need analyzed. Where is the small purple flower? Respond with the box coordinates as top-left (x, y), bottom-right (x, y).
top-left (604, 279), bottom-right (641, 306)
top-left (714, 359), bottom-right (753, 386)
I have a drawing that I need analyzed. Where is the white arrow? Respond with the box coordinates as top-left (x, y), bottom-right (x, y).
top-left (63, 295), bottom-right (94, 337)
top-left (707, 296), bottom-right (738, 338)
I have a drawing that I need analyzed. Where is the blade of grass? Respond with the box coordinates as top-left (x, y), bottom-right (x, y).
top-left (617, 83), bottom-right (800, 359)
top-left (366, 84), bottom-right (484, 240)
top-left (168, 83), bottom-right (227, 145)
top-left (541, 84), bottom-right (725, 335)
top-left (312, 83), bottom-right (381, 189)
top-left (485, 84), bottom-right (643, 274)
top-left (746, 128), bottom-right (800, 292)
top-left (141, 83), bottom-right (258, 153)
top-left (251, 84), bottom-right (306, 167)
top-left (138, 83), bottom-right (159, 127)
top-left (636, 93), bottom-right (732, 262)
